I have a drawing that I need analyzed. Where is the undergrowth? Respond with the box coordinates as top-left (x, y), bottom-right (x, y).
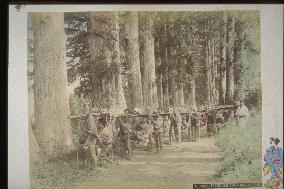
top-left (213, 110), bottom-right (262, 183)
top-left (30, 146), bottom-right (118, 189)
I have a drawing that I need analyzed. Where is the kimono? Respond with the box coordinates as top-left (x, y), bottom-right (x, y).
top-left (264, 146), bottom-right (283, 189)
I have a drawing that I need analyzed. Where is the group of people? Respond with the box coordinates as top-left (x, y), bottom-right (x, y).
top-left (78, 100), bottom-right (250, 160)
top-left (124, 108), bottom-right (210, 154)
top-left (121, 100), bottom-right (250, 154)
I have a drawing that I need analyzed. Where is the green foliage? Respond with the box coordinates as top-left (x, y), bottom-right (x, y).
top-left (65, 14), bottom-right (93, 99)
top-left (71, 119), bottom-right (82, 148)
top-left (69, 94), bottom-right (86, 114)
top-left (214, 111), bottom-right (262, 183)
top-left (221, 159), bottom-right (262, 183)
top-left (69, 94), bottom-right (85, 147)
top-left (97, 151), bottom-right (119, 168)
top-left (234, 11), bottom-right (261, 107)
top-left (65, 11), bottom-right (261, 108)
top-left (30, 150), bottom-right (96, 189)
top-left (31, 141), bottom-right (119, 189)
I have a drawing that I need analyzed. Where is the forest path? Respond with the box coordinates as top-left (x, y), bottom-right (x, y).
top-left (70, 129), bottom-right (222, 189)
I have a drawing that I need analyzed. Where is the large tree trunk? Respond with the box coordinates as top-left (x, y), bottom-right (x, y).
top-left (186, 57), bottom-right (197, 110)
top-left (141, 18), bottom-right (150, 112)
top-left (178, 82), bottom-right (185, 106)
top-left (233, 19), bottom-right (245, 100)
top-left (125, 12), bottom-right (143, 110)
top-left (205, 39), bottom-right (211, 109)
top-left (114, 14), bottom-right (127, 112)
top-left (168, 47), bottom-right (176, 107)
top-left (162, 48), bottom-right (170, 111)
top-left (88, 12), bottom-right (126, 115)
top-left (32, 13), bottom-right (73, 151)
top-left (219, 14), bottom-right (227, 105)
top-left (172, 78), bottom-right (179, 107)
top-left (156, 56), bottom-right (164, 111)
top-left (177, 58), bottom-right (186, 107)
top-left (161, 20), bottom-right (170, 111)
top-left (225, 16), bottom-right (235, 104)
top-left (154, 25), bottom-right (164, 111)
top-left (208, 40), bottom-right (213, 108)
top-left (211, 38), bottom-right (217, 105)
top-left (189, 79), bottom-right (197, 110)
top-left (142, 14), bottom-right (158, 112)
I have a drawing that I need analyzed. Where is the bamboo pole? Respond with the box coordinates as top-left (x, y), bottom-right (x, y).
top-left (68, 105), bottom-right (236, 120)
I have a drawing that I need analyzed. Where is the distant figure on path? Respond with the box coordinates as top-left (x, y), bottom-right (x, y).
top-left (162, 116), bottom-right (171, 142)
top-left (150, 111), bottom-right (164, 153)
top-left (173, 109), bottom-right (182, 143)
top-left (235, 100), bottom-right (249, 128)
top-left (191, 112), bottom-right (200, 142)
top-left (183, 113), bottom-right (192, 142)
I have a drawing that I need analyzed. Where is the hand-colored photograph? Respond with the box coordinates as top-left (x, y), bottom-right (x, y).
top-left (27, 11), bottom-right (264, 189)
top-left (26, 10), bottom-right (265, 189)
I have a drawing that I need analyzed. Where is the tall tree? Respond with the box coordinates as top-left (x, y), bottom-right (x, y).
top-left (125, 12), bottom-right (143, 110)
top-left (211, 38), bottom-right (217, 105)
top-left (232, 11), bottom-right (261, 107)
top-left (168, 47), bottom-right (178, 107)
top-left (189, 60), bottom-right (197, 110)
top-left (177, 58), bottom-right (185, 106)
top-left (141, 13), bottom-right (158, 112)
top-left (219, 13), bottom-right (227, 105)
top-left (204, 19), bottom-right (212, 108)
top-left (160, 16), bottom-right (170, 111)
top-left (88, 12), bottom-right (127, 115)
top-left (32, 13), bottom-right (73, 151)
top-left (154, 33), bottom-right (164, 110)
top-left (225, 16), bottom-right (236, 104)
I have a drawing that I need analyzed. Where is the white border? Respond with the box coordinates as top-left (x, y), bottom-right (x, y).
top-left (8, 4), bottom-right (283, 189)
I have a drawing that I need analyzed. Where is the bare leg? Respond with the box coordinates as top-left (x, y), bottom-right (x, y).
top-left (198, 125), bottom-right (201, 140)
top-left (178, 125), bottom-right (181, 143)
top-left (154, 133), bottom-right (160, 153)
top-left (88, 144), bottom-right (97, 170)
top-left (213, 124), bottom-right (217, 134)
top-left (148, 133), bottom-right (153, 152)
top-left (191, 127), bottom-right (194, 141)
top-left (194, 126), bottom-right (198, 142)
top-left (126, 133), bottom-right (131, 160)
top-left (159, 133), bottom-right (163, 151)
top-left (188, 126), bottom-right (192, 142)
top-left (169, 130), bottom-right (172, 145)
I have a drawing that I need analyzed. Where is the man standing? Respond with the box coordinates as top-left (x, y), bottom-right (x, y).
top-left (235, 100), bottom-right (249, 128)
top-left (182, 113), bottom-right (192, 142)
top-left (191, 112), bottom-right (200, 142)
top-left (117, 117), bottom-right (132, 160)
top-left (200, 112), bottom-right (208, 139)
top-left (150, 111), bottom-right (164, 153)
top-left (207, 110), bottom-right (217, 136)
top-left (169, 108), bottom-right (175, 145)
top-left (163, 116), bottom-right (171, 143)
top-left (80, 103), bottom-right (101, 168)
top-left (173, 109), bottom-right (182, 143)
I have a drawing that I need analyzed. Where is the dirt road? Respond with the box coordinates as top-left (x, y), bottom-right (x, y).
top-left (70, 129), bottom-right (222, 189)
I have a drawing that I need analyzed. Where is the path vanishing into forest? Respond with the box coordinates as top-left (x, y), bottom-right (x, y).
top-left (69, 130), bottom-right (223, 189)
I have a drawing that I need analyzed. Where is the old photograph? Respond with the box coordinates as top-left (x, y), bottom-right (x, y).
top-left (16, 7), bottom-right (280, 189)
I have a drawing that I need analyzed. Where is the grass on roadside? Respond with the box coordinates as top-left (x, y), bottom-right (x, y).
top-left (30, 148), bottom-right (119, 189)
top-left (213, 110), bottom-right (262, 183)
